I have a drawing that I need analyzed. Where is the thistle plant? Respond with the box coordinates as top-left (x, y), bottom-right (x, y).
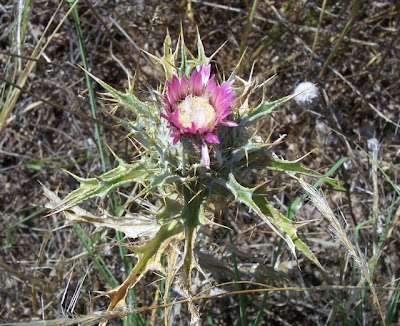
top-left (45, 32), bottom-right (327, 323)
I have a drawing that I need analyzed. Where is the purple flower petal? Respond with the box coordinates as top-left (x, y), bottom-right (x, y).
top-left (167, 75), bottom-right (181, 104)
top-left (170, 108), bottom-right (183, 130)
top-left (205, 76), bottom-right (217, 98)
top-left (189, 69), bottom-right (198, 94)
top-left (179, 77), bottom-right (189, 99)
top-left (219, 120), bottom-right (238, 127)
top-left (189, 122), bottom-right (197, 133)
top-left (199, 65), bottom-right (211, 87)
top-left (161, 64), bottom-right (238, 164)
top-left (171, 131), bottom-right (181, 144)
top-left (201, 142), bottom-right (210, 168)
top-left (204, 132), bottom-right (220, 144)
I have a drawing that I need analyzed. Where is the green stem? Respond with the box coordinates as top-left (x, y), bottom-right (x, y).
top-left (182, 185), bottom-right (207, 281)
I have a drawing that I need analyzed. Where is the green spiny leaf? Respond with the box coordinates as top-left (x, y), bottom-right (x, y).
top-left (81, 69), bottom-right (152, 116)
top-left (161, 32), bottom-right (176, 81)
top-left (224, 173), bottom-right (323, 269)
top-left (58, 160), bottom-right (152, 210)
top-left (141, 32), bottom-right (177, 82)
top-left (196, 30), bottom-right (209, 65)
top-left (119, 93), bottom-right (158, 116)
top-left (131, 219), bottom-right (183, 254)
top-left (262, 156), bottom-right (320, 176)
top-left (147, 171), bottom-right (181, 194)
top-left (180, 30), bottom-right (189, 77)
top-left (156, 198), bottom-right (182, 222)
top-left (253, 194), bottom-right (324, 269)
top-left (224, 173), bottom-right (286, 240)
top-left (225, 173), bottom-right (257, 211)
top-left (241, 96), bottom-right (291, 126)
top-left (110, 115), bottom-right (153, 149)
top-left (107, 219), bottom-right (183, 312)
top-left (229, 139), bottom-right (265, 164)
top-left (242, 150), bottom-right (322, 177)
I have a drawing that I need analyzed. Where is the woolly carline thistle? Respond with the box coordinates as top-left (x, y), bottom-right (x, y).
top-left (44, 33), bottom-right (333, 323)
top-left (161, 64), bottom-right (238, 168)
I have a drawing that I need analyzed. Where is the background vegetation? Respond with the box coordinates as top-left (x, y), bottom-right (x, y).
top-left (1, 0), bottom-right (399, 325)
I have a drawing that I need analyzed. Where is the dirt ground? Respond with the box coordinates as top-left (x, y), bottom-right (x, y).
top-left (1, 1), bottom-right (399, 325)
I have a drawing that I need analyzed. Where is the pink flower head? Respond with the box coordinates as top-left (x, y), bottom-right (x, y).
top-left (162, 64), bottom-right (238, 168)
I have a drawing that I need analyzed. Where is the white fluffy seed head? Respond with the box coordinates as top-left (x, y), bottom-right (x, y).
top-left (293, 82), bottom-right (319, 105)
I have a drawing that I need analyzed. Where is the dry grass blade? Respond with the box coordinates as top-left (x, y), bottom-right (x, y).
top-left (0, 259), bottom-right (54, 290)
top-left (0, 75), bottom-right (116, 129)
top-left (1, 283), bottom-right (398, 326)
top-left (0, 0), bottom-right (80, 132)
top-left (294, 176), bottom-right (387, 325)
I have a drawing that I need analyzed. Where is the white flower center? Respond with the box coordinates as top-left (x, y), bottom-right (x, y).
top-left (177, 95), bottom-right (216, 129)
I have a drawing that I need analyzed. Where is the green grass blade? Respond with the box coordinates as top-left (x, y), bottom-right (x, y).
top-left (253, 291), bottom-right (268, 326)
top-left (228, 229), bottom-right (247, 326)
top-left (0, 220), bottom-right (14, 250)
top-left (287, 157), bottom-right (349, 219)
top-left (9, 206), bottom-right (47, 229)
top-left (0, 0), bottom-right (34, 127)
top-left (386, 278), bottom-right (400, 325)
top-left (238, 0), bottom-right (259, 72)
top-left (72, 224), bottom-right (118, 287)
top-left (66, 0), bottom-right (106, 173)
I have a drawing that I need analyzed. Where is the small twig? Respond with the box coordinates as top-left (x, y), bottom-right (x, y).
top-left (319, 0), bottom-right (362, 78)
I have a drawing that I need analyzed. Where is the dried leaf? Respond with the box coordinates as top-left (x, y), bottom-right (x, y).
top-left (44, 186), bottom-right (160, 238)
